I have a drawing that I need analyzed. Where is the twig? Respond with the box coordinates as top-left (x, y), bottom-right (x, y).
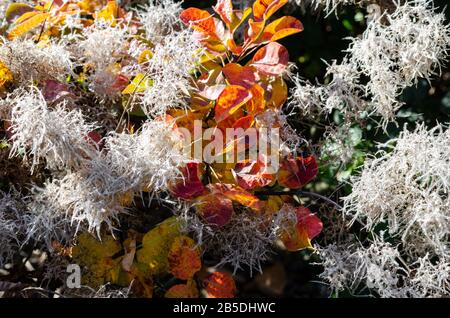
top-left (255, 189), bottom-right (343, 210)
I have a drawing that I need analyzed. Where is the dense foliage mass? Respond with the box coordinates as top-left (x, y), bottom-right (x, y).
top-left (0, 0), bottom-right (449, 298)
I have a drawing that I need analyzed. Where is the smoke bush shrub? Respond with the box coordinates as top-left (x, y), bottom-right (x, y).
top-left (0, 0), bottom-right (449, 298)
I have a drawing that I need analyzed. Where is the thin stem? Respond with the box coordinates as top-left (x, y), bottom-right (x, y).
top-left (36, 0), bottom-right (55, 43)
top-left (255, 189), bottom-right (343, 210)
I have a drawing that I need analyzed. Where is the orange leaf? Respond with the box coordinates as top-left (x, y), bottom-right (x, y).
top-left (226, 38), bottom-right (244, 55)
top-left (215, 85), bottom-right (252, 122)
top-left (169, 162), bottom-right (205, 200)
top-left (262, 16), bottom-right (304, 42)
top-left (165, 279), bottom-right (199, 298)
top-left (168, 236), bottom-right (201, 280)
top-left (232, 157), bottom-right (275, 190)
top-left (279, 205), bottom-right (323, 251)
top-left (204, 272), bottom-right (236, 298)
top-left (180, 8), bottom-right (219, 40)
top-left (264, 195), bottom-right (284, 215)
top-left (246, 84), bottom-right (266, 115)
top-left (222, 63), bottom-right (256, 89)
top-left (232, 114), bottom-right (254, 130)
top-left (251, 42), bottom-right (289, 76)
top-left (14, 11), bottom-right (42, 24)
top-left (280, 221), bottom-right (312, 251)
top-left (209, 183), bottom-right (262, 211)
top-left (195, 193), bottom-right (234, 226)
top-left (247, 18), bottom-right (265, 43)
top-left (7, 12), bottom-right (50, 40)
top-left (253, 0), bottom-right (288, 22)
top-left (277, 155), bottom-right (318, 189)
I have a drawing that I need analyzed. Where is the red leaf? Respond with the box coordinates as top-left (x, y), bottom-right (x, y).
top-left (296, 206), bottom-right (323, 240)
top-left (222, 63), bottom-right (256, 89)
top-left (277, 155), bottom-right (318, 189)
top-left (112, 74), bottom-right (130, 92)
top-left (251, 42), bottom-right (289, 76)
top-left (279, 205), bottom-right (323, 251)
top-left (215, 85), bottom-right (252, 122)
top-left (213, 0), bottom-right (234, 25)
top-left (170, 162), bottom-right (205, 199)
top-left (41, 80), bottom-right (75, 104)
top-left (204, 272), bottom-right (236, 298)
top-left (195, 193), bottom-right (234, 226)
top-left (232, 156), bottom-right (275, 190)
top-left (87, 131), bottom-right (103, 148)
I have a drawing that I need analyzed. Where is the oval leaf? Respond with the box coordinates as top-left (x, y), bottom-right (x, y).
top-left (277, 155), bottom-right (318, 189)
top-left (7, 12), bottom-right (50, 40)
top-left (204, 272), bottom-right (236, 298)
top-left (262, 16), bottom-right (304, 42)
top-left (180, 8), bottom-right (219, 40)
top-left (136, 217), bottom-right (181, 275)
top-left (253, 0), bottom-right (288, 22)
top-left (169, 162), bottom-right (205, 200)
top-left (222, 63), bottom-right (256, 89)
top-left (165, 279), bottom-right (199, 298)
top-left (213, 0), bottom-right (234, 26)
top-left (122, 73), bottom-right (152, 95)
top-left (215, 85), bottom-right (252, 122)
top-left (232, 157), bottom-right (275, 190)
top-left (168, 236), bottom-right (201, 280)
top-left (5, 3), bottom-right (34, 23)
top-left (196, 193), bottom-right (234, 226)
top-left (279, 205), bottom-right (323, 251)
top-left (251, 42), bottom-right (289, 76)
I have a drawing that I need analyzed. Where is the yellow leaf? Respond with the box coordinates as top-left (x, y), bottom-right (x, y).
top-left (136, 217), bottom-right (181, 275)
top-left (122, 73), bottom-right (152, 95)
top-left (0, 61), bottom-right (13, 90)
top-left (72, 233), bottom-right (122, 288)
top-left (94, 0), bottom-right (123, 24)
top-left (230, 7), bottom-right (252, 32)
top-left (14, 11), bottom-right (40, 24)
top-left (5, 3), bottom-right (35, 23)
top-left (137, 49), bottom-right (153, 64)
top-left (267, 77), bottom-right (288, 108)
top-left (7, 12), bottom-right (50, 40)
